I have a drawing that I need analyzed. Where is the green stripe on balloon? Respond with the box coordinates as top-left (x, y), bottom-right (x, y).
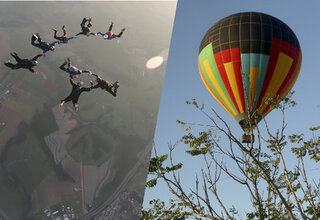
top-left (199, 44), bottom-right (237, 116)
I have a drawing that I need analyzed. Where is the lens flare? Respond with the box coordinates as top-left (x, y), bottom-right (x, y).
top-left (146, 56), bottom-right (163, 69)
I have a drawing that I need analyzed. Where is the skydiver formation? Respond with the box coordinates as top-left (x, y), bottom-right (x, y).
top-left (3, 17), bottom-right (126, 111)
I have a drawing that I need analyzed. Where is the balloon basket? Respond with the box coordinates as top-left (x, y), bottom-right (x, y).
top-left (242, 133), bottom-right (254, 144)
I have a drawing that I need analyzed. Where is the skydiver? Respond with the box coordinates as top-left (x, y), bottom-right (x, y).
top-left (31, 33), bottom-right (56, 54)
top-left (97, 21), bottom-right (125, 40)
top-left (4, 52), bottom-right (42, 73)
top-left (89, 73), bottom-right (120, 96)
top-left (59, 58), bottom-right (91, 78)
top-left (75, 18), bottom-right (96, 37)
top-left (52, 25), bottom-right (76, 44)
top-left (60, 79), bottom-right (92, 111)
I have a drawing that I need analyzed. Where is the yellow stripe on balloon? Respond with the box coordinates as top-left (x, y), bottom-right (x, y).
top-left (249, 67), bottom-right (259, 111)
top-left (258, 52), bottom-right (293, 114)
top-left (199, 63), bottom-right (235, 118)
top-left (279, 53), bottom-right (302, 98)
top-left (224, 62), bottom-right (244, 113)
top-left (204, 59), bottom-right (237, 116)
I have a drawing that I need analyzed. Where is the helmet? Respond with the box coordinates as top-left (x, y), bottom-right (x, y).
top-left (32, 60), bottom-right (38, 66)
top-left (77, 81), bottom-right (83, 87)
top-left (50, 46), bottom-right (55, 51)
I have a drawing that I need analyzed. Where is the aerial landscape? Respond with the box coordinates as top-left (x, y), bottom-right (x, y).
top-left (0, 1), bottom-right (176, 220)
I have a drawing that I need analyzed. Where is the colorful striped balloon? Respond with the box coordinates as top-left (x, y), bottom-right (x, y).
top-left (198, 12), bottom-right (302, 130)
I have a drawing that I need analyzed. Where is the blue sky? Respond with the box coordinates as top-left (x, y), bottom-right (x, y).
top-left (142, 0), bottom-right (320, 217)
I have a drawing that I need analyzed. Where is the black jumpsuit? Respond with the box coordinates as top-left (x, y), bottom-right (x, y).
top-left (4, 52), bottom-right (42, 73)
top-left (61, 79), bottom-right (92, 109)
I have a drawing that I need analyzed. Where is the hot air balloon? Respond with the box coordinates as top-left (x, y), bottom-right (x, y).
top-left (198, 12), bottom-right (302, 143)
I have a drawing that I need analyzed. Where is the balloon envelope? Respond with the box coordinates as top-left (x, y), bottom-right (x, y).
top-left (198, 12), bottom-right (302, 130)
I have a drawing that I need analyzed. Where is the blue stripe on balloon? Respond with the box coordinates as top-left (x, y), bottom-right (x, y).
top-left (241, 53), bottom-right (270, 113)
top-left (253, 54), bottom-right (269, 111)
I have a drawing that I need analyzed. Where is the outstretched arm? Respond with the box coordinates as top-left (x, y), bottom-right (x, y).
top-left (10, 52), bottom-right (20, 60)
top-left (68, 36), bottom-right (77, 40)
top-left (32, 54), bottom-right (42, 60)
top-left (81, 87), bottom-right (92, 92)
top-left (96, 32), bottom-right (103, 37)
top-left (28, 67), bottom-right (35, 73)
top-left (69, 79), bottom-right (76, 86)
top-left (108, 22), bottom-right (114, 31)
top-left (31, 35), bottom-right (37, 46)
top-left (51, 40), bottom-right (60, 45)
top-left (91, 73), bottom-right (99, 78)
top-left (59, 61), bottom-right (67, 71)
top-left (90, 82), bottom-right (100, 89)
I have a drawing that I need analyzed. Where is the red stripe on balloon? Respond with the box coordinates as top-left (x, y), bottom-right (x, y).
top-left (214, 50), bottom-right (241, 114)
top-left (230, 47), bottom-right (245, 113)
top-left (261, 40), bottom-right (301, 117)
top-left (263, 51), bottom-right (301, 117)
top-left (277, 45), bottom-right (301, 97)
top-left (256, 37), bottom-right (282, 110)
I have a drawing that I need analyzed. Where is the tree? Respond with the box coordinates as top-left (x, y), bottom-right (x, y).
top-left (141, 93), bottom-right (320, 220)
